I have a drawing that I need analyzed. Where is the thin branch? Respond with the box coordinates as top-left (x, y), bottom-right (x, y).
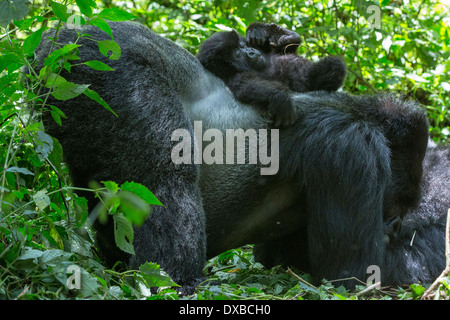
top-left (286, 267), bottom-right (319, 291)
top-left (354, 282), bottom-right (381, 298)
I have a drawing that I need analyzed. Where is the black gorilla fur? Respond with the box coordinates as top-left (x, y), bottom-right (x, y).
top-left (34, 22), bottom-right (208, 293)
top-left (33, 21), bottom-right (445, 291)
top-left (200, 90), bottom-right (430, 287)
top-left (254, 143), bottom-right (449, 286)
top-left (197, 23), bottom-right (347, 127)
top-left (384, 144), bottom-right (449, 285)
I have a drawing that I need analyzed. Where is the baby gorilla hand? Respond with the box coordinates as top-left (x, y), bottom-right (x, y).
top-left (246, 26), bottom-right (269, 47)
top-left (269, 92), bottom-right (298, 128)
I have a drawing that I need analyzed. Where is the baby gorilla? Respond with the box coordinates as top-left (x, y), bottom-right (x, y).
top-left (197, 22), bottom-right (347, 127)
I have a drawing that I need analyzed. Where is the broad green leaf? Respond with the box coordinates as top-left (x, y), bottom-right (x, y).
top-left (51, 109), bottom-right (62, 125)
top-left (73, 194), bottom-right (89, 226)
top-left (78, 266), bottom-right (101, 296)
top-left (0, 0), bottom-right (29, 27)
top-left (75, 0), bottom-right (96, 17)
top-left (36, 129), bottom-right (54, 160)
top-left (117, 191), bottom-right (150, 226)
top-left (6, 166), bottom-right (34, 176)
top-left (102, 181), bottom-right (119, 194)
top-left (83, 60), bottom-right (114, 71)
top-left (50, 1), bottom-right (71, 21)
top-left (139, 262), bottom-right (179, 288)
top-left (44, 44), bottom-right (81, 67)
top-left (113, 212), bottom-right (135, 255)
top-left (47, 135), bottom-right (64, 173)
top-left (121, 182), bottom-right (163, 206)
top-left (23, 28), bottom-right (45, 54)
top-left (17, 248), bottom-right (44, 262)
top-left (89, 17), bottom-right (113, 38)
top-left (97, 40), bottom-right (121, 60)
top-left (51, 82), bottom-right (89, 101)
top-left (44, 72), bottom-right (67, 88)
top-left (39, 249), bottom-right (73, 264)
top-left (33, 189), bottom-right (50, 211)
top-left (50, 226), bottom-right (64, 249)
top-left (49, 105), bottom-right (67, 126)
top-left (98, 8), bottom-right (137, 21)
top-left (84, 88), bottom-right (117, 116)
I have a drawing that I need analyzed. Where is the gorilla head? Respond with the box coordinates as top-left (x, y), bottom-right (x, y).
top-left (197, 30), bottom-right (267, 81)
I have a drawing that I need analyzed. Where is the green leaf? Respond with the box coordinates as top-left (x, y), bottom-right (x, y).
top-left (50, 1), bottom-right (71, 21)
top-left (17, 248), bottom-right (44, 262)
top-left (83, 60), bottom-right (114, 71)
top-left (51, 82), bottom-right (89, 101)
top-left (50, 226), bottom-right (64, 249)
top-left (47, 135), bottom-right (64, 173)
top-left (84, 88), bottom-right (117, 116)
top-left (75, 0), bottom-right (96, 18)
top-left (35, 130), bottom-right (54, 161)
top-left (23, 28), bottom-right (45, 54)
top-left (78, 267), bottom-right (101, 296)
top-left (44, 44), bottom-right (81, 67)
top-left (102, 181), bottom-right (119, 194)
top-left (139, 262), bottom-right (179, 288)
top-left (43, 72), bottom-right (67, 88)
top-left (49, 105), bottom-right (67, 127)
top-left (6, 166), bottom-right (34, 176)
top-left (97, 40), bottom-right (121, 60)
top-left (50, 110), bottom-right (62, 125)
top-left (33, 189), bottom-right (50, 211)
top-left (0, 0), bottom-right (29, 27)
top-left (98, 8), bottom-right (137, 21)
top-left (73, 194), bottom-right (89, 226)
top-left (113, 212), bottom-right (135, 255)
top-left (116, 191), bottom-right (150, 226)
top-left (121, 182), bottom-right (163, 206)
top-left (411, 283), bottom-right (425, 298)
top-left (89, 17), bottom-right (113, 38)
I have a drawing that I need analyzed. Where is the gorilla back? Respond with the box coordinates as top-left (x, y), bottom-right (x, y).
top-left (34, 22), bottom-right (208, 293)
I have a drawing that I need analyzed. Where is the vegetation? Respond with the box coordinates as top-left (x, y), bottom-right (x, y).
top-left (0, 0), bottom-right (449, 300)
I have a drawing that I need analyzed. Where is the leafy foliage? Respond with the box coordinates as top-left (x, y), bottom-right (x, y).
top-left (0, 0), bottom-right (449, 300)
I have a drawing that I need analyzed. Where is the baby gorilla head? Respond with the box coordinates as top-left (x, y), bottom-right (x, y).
top-left (233, 43), bottom-right (267, 72)
top-left (197, 30), bottom-right (267, 81)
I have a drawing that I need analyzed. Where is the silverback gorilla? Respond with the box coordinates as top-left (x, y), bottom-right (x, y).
top-left (33, 21), bottom-right (445, 292)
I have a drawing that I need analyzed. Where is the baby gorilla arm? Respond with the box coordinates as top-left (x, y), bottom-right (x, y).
top-left (227, 72), bottom-right (298, 128)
